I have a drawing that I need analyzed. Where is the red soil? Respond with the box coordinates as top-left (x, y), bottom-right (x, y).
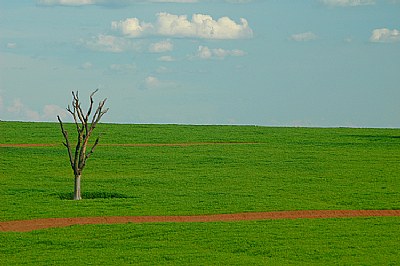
top-left (0, 142), bottom-right (258, 148)
top-left (103, 142), bottom-right (259, 147)
top-left (1, 210), bottom-right (399, 232)
top-left (0, 143), bottom-right (57, 147)
top-left (2, 143), bottom-right (399, 232)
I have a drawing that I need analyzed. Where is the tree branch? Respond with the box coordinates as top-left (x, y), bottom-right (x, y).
top-left (59, 90), bottom-right (108, 180)
top-left (57, 115), bottom-right (74, 170)
top-left (82, 136), bottom-right (100, 169)
top-left (86, 89), bottom-right (98, 122)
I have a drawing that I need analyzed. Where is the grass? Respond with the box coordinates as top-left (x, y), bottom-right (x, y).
top-left (1, 218), bottom-right (399, 265)
top-left (1, 121), bottom-right (400, 264)
top-left (1, 122), bottom-right (399, 220)
top-left (57, 191), bottom-right (133, 200)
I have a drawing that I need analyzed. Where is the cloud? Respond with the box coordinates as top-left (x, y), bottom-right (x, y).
top-left (38, 0), bottom-right (95, 6)
top-left (42, 104), bottom-right (67, 120)
top-left (370, 28), bottom-right (400, 43)
top-left (290, 32), bottom-right (318, 42)
top-left (149, 40), bottom-right (174, 53)
top-left (344, 37), bottom-right (353, 43)
top-left (144, 76), bottom-right (161, 89)
top-left (109, 63), bottom-right (137, 73)
top-left (156, 13), bottom-right (253, 39)
top-left (7, 43), bottom-right (17, 49)
top-left (151, 0), bottom-right (198, 2)
top-left (23, 104), bottom-right (67, 121)
top-left (111, 18), bottom-right (153, 38)
top-left (156, 66), bottom-right (171, 73)
top-left (81, 62), bottom-right (93, 69)
top-left (7, 98), bottom-right (24, 114)
top-left (25, 110), bottom-right (41, 121)
top-left (196, 46), bottom-right (246, 59)
top-left (158, 55), bottom-right (175, 62)
top-left (143, 76), bottom-right (176, 90)
top-left (112, 13), bottom-right (253, 39)
top-left (5, 98), bottom-right (66, 121)
top-left (320, 0), bottom-right (375, 6)
top-left (83, 34), bottom-right (140, 52)
top-left (225, 0), bottom-right (253, 2)
top-left (38, 0), bottom-right (254, 6)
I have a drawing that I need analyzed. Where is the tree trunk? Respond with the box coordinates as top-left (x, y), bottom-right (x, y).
top-left (74, 175), bottom-right (82, 200)
top-left (58, 90), bottom-right (108, 201)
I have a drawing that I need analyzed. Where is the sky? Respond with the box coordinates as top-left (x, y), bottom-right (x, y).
top-left (0, 0), bottom-right (399, 127)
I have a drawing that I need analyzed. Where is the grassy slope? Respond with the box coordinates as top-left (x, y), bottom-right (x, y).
top-left (1, 218), bottom-right (399, 265)
top-left (1, 121), bottom-right (400, 264)
top-left (1, 122), bottom-right (399, 221)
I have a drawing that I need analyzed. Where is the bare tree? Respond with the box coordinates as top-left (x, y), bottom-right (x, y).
top-left (57, 89), bottom-right (109, 200)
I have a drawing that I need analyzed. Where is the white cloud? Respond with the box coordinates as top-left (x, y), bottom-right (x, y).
top-left (214, 48), bottom-right (246, 57)
top-left (320, 0), bottom-right (375, 6)
top-left (156, 66), bottom-right (171, 73)
top-left (7, 43), bottom-right (17, 49)
top-left (143, 76), bottom-right (176, 90)
top-left (83, 34), bottom-right (140, 52)
top-left (196, 46), bottom-right (246, 59)
top-left (111, 18), bottom-right (153, 38)
top-left (149, 40), bottom-right (174, 53)
top-left (370, 28), bottom-right (400, 43)
top-left (5, 98), bottom-right (66, 121)
top-left (156, 13), bottom-right (253, 39)
top-left (81, 62), bottom-right (93, 69)
top-left (344, 37), bottom-right (353, 43)
top-left (26, 110), bottom-right (41, 121)
top-left (145, 76), bottom-right (161, 89)
top-left (225, 0), bottom-right (253, 2)
top-left (26, 104), bottom-right (67, 121)
top-left (42, 104), bottom-right (67, 120)
top-left (158, 55), bottom-right (175, 62)
top-left (7, 99), bottom-right (24, 114)
top-left (38, 0), bottom-right (254, 6)
top-left (38, 0), bottom-right (95, 6)
top-left (109, 63), bottom-right (137, 73)
top-left (151, 0), bottom-right (197, 2)
top-left (112, 13), bottom-right (253, 39)
top-left (197, 46), bottom-right (213, 59)
top-left (290, 32), bottom-right (318, 42)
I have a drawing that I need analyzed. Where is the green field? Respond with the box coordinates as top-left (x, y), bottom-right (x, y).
top-left (1, 121), bottom-right (400, 264)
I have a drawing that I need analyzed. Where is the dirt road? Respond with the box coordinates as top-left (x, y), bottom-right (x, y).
top-left (1, 210), bottom-right (399, 232)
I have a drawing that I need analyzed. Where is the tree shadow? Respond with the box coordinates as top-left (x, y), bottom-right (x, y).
top-left (58, 191), bottom-right (133, 200)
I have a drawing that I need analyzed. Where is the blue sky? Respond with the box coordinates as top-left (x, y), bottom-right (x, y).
top-left (1, 0), bottom-right (399, 127)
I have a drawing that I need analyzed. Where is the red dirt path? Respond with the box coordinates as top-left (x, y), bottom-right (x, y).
top-left (0, 142), bottom-right (259, 148)
top-left (1, 210), bottom-right (399, 232)
top-left (0, 143), bottom-right (58, 147)
top-left (2, 143), bottom-right (399, 232)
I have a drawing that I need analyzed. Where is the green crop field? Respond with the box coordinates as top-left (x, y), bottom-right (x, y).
top-left (1, 121), bottom-right (400, 264)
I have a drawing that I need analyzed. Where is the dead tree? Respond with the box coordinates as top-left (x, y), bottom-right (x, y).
top-left (57, 89), bottom-right (108, 200)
